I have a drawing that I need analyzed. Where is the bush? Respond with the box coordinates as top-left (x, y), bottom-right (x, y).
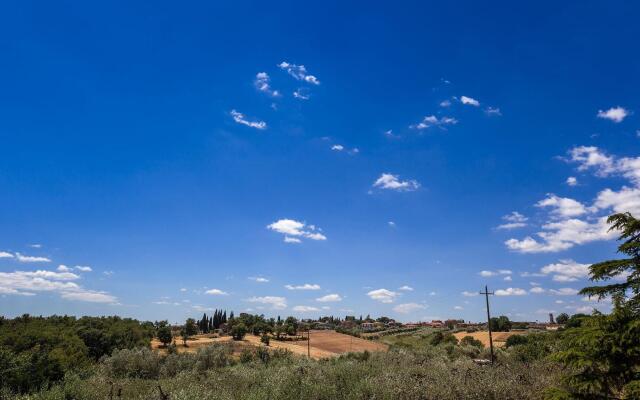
top-left (505, 334), bottom-right (528, 348)
top-left (261, 334), bottom-right (270, 346)
top-left (460, 336), bottom-right (483, 348)
top-left (100, 348), bottom-right (161, 379)
top-left (194, 344), bottom-right (233, 371)
top-left (231, 323), bottom-right (247, 341)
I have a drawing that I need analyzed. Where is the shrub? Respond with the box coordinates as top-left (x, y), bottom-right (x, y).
top-left (101, 348), bottom-right (161, 379)
top-left (505, 334), bottom-right (528, 348)
top-left (460, 336), bottom-right (483, 348)
top-left (261, 334), bottom-right (270, 346)
top-left (231, 323), bottom-right (247, 341)
top-left (194, 344), bottom-right (233, 371)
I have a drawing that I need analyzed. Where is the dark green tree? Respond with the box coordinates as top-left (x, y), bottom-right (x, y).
top-left (489, 315), bottom-right (512, 332)
top-left (231, 323), bottom-right (247, 341)
top-left (547, 213), bottom-right (640, 399)
top-left (184, 318), bottom-right (198, 341)
top-left (156, 321), bottom-right (172, 347)
top-left (580, 213), bottom-right (640, 310)
top-left (555, 313), bottom-right (570, 325)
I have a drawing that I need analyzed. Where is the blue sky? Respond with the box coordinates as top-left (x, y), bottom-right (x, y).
top-left (1, 1), bottom-right (639, 323)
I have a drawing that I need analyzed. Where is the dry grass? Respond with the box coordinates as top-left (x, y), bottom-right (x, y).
top-left (151, 330), bottom-right (388, 359)
top-left (453, 331), bottom-right (524, 348)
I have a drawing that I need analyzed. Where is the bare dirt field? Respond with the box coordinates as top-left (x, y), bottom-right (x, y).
top-left (151, 330), bottom-right (388, 359)
top-left (453, 331), bottom-right (524, 348)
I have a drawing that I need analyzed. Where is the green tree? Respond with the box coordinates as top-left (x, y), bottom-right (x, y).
top-left (490, 315), bottom-right (512, 332)
top-left (580, 213), bottom-right (640, 310)
top-left (547, 213), bottom-right (640, 399)
top-left (185, 318), bottom-right (198, 337)
top-left (156, 321), bottom-right (172, 347)
top-left (555, 313), bottom-right (569, 324)
top-left (231, 323), bottom-right (247, 341)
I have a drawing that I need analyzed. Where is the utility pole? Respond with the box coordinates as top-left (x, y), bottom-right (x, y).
top-left (480, 285), bottom-right (495, 364)
top-left (307, 327), bottom-right (311, 358)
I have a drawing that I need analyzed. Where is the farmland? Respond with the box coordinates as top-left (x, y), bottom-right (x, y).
top-left (453, 331), bottom-right (525, 348)
top-left (151, 330), bottom-right (387, 359)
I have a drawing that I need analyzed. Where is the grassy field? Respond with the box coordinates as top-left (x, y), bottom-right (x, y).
top-left (151, 330), bottom-right (387, 359)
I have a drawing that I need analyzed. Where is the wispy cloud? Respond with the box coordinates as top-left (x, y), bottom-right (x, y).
top-left (292, 305), bottom-right (320, 312)
top-left (230, 109), bottom-right (267, 130)
top-left (393, 303), bottom-right (425, 314)
top-left (254, 72), bottom-right (280, 97)
top-left (278, 61), bottom-right (320, 85)
top-left (411, 115), bottom-right (457, 130)
top-left (248, 276), bottom-right (269, 283)
top-left (285, 283), bottom-right (321, 290)
top-left (496, 211), bottom-right (528, 230)
top-left (15, 253), bottom-right (51, 263)
top-left (372, 173), bottom-right (420, 192)
top-left (246, 296), bottom-right (287, 310)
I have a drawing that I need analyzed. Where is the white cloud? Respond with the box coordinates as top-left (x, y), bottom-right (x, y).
top-left (568, 146), bottom-right (615, 177)
top-left (29, 244), bottom-right (42, 248)
top-left (594, 187), bottom-right (640, 216)
top-left (285, 283), bottom-right (321, 290)
top-left (246, 296), bottom-right (287, 310)
top-left (495, 288), bottom-right (527, 296)
top-left (597, 106), bottom-right (629, 123)
top-left (292, 305), bottom-right (320, 312)
top-left (0, 251), bottom-right (14, 258)
top-left (293, 89), bottom-right (310, 100)
top-left (248, 277), bottom-right (269, 283)
top-left (15, 253), bottom-right (51, 263)
top-left (540, 259), bottom-right (590, 282)
top-left (480, 269), bottom-right (511, 277)
top-left (566, 176), bottom-right (578, 186)
top-left (439, 99), bottom-right (451, 107)
top-left (462, 291), bottom-right (478, 297)
top-left (267, 219), bottom-right (327, 243)
top-left (411, 115), bottom-right (458, 130)
top-left (367, 288), bottom-right (398, 303)
top-left (316, 294), bottom-right (342, 302)
top-left (254, 72), bottom-right (280, 97)
top-left (485, 107), bottom-right (502, 116)
top-left (372, 173), bottom-right (420, 191)
top-left (504, 276), bottom-right (512, 281)
top-left (497, 211), bottom-right (528, 230)
top-left (530, 287), bottom-right (545, 294)
top-left (549, 288), bottom-right (579, 296)
top-left (388, 221), bottom-right (396, 227)
top-left (180, 287), bottom-right (188, 292)
top-left (75, 266), bottom-right (92, 272)
top-left (205, 289), bottom-right (228, 296)
top-left (57, 265), bottom-right (71, 272)
top-left (230, 109), bottom-right (267, 130)
top-left (453, 305), bottom-right (464, 310)
top-left (506, 216), bottom-right (615, 253)
top-left (277, 61), bottom-right (320, 85)
top-left (61, 290), bottom-right (117, 303)
top-left (536, 194), bottom-right (587, 217)
top-left (398, 285), bottom-right (413, 291)
top-left (460, 95), bottom-right (480, 106)
top-left (393, 303), bottom-right (426, 314)
top-left (331, 144), bottom-right (344, 151)
top-left (0, 269), bottom-right (117, 303)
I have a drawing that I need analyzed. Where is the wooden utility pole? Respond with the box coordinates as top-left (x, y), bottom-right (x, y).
top-left (480, 285), bottom-right (495, 364)
top-left (307, 327), bottom-right (311, 358)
